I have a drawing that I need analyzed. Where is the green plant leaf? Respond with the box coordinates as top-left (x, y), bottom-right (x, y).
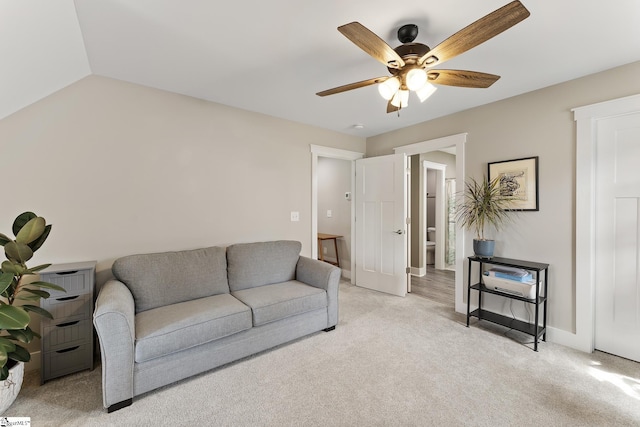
top-left (0, 364), bottom-right (8, 380)
top-left (12, 212), bottom-right (36, 237)
top-left (455, 176), bottom-right (515, 240)
top-left (22, 304), bottom-right (53, 319)
top-left (5, 241), bottom-right (33, 263)
top-left (9, 345), bottom-right (31, 362)
top-left (0, 337), bottom-right (17, 354)
top-left (15, 293), bottom-right (41, 301)
top-left (0, 354), bottom-right (7, 371)
top-left (8, 327), bottom-right (34, 344)
top-left (27, 281), bottom-right (66, 293)
top-left (0, 233), bottom-right (11, 247)
top-left (28, 224), bottom-right (51, 253)
top-left (0, 272), bottom-right (13, 294)
top-left (22, 288), bottom-right (50, 299)
top-left (25, 263), bottom-right (51, 273)
top-left (30, 327), bottom-right (41, 340)
top-left (0, 305), bottom-right (30, 329)
top-left (1, 260), bottom-right (22, 275)
top-left (15, 217), bottom-right (45, 245)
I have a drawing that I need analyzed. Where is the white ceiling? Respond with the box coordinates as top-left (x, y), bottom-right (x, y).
top-left (3, 1), bottom-right (640, 137)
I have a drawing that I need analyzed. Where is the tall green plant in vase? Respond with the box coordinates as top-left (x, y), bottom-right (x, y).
top-left (0, 212), bottom-right (64, 381)
top-left (456, 176), bottom-right (514, 258)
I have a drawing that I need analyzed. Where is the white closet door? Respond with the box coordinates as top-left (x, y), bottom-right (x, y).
top-left (594, 111), bottom-right (640, 362)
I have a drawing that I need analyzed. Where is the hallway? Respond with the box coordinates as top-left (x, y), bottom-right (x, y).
top-left (410, 266), bottom-right (455, 308)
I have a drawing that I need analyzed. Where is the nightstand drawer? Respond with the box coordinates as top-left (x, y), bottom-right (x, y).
top-left (41, 268), bottom-right (92, 298)
top-left (42, 319), bottom-right (92, 352)
top-left (42, 293), bottom-right (92, 324)
top-left (43, 343), bottom-right (93, 380)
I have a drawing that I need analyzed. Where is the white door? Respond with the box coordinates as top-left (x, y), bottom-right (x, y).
top-left (594, 111), bottom-right (640, 362)
top-left (355, 154), bottom-right (408, 297)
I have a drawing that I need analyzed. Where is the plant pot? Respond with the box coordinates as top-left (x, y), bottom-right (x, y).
top-left (473, 239), bottom-right (495, 258)
top-left (0, 361), bottom-right (24, 414)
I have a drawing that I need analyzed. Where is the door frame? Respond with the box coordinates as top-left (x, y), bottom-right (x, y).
top-left (572, 93), bottom-right (640, 353)
top-left (310, 144), bottom-right (364, 283)
top-left (394, 133), bottom-right (467, 313)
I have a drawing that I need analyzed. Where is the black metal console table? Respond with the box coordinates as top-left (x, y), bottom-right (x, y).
top-left (466, 256), bottom-right (549, 351)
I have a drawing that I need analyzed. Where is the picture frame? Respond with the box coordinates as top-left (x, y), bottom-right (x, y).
top-left (488, 156), bottom-right (539, 211)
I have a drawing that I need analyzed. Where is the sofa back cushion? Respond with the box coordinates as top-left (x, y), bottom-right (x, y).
top-left (227, 241), bottom-right (301, 292)
top-left (112, 246), bottom-right (229, 313)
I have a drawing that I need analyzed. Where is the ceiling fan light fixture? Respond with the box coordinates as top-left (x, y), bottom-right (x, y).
top-left (319, 1), bottom-right (531, 114)
top-left (391, 89), bottom-right (409, 108)
top-left (378, 77), bottom-right (400, 100)
top-left (416, 82), bottom-right (437, 102)
top-left (406, 68), bottom-right (427, 91)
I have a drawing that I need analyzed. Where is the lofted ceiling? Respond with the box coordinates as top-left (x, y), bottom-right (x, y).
top-left (3, 1), bottom-right (640, 137)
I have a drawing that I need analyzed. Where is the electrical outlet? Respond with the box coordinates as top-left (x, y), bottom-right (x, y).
top-left (327, 210), bottom-right (332, 218)
top-left (290, 211), bottom-right (299, 222)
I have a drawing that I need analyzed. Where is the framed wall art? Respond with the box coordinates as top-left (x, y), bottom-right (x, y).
top-left (488, 156), bottom-right (539, 211)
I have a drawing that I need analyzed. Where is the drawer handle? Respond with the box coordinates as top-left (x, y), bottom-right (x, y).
top-left (56, 321), bottom-right (79, 328)
top-left (55, 270), bottom-right (79, 276)
top-left (56, 346), bottom-right (79, 354)
top-left (56, 296), bottom-right (79, 302)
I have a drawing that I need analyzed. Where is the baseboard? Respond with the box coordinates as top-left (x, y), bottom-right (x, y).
top-left (546, 327), bottom-right (592, 353)
top-left (410, 267), bottom-right (426, 277)
top-left (341, 269), bottom-right (351, 280)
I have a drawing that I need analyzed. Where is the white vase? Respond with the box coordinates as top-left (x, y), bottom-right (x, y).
top-left (0, 361), bottom-right (24, 415)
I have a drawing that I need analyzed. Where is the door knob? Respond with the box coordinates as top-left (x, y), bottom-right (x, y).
top-left (394, 229), bottom-right (405, 235)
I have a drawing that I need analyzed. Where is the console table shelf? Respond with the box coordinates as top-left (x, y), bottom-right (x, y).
top-left (468, 309), bottom-right (545, 338)
top-left (469, 283), bottom-right (547, 304)
top-left (466, 256), bottom-right (549, 351)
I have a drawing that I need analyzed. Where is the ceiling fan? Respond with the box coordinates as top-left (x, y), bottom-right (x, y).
top-left (316, 0), bottom-right (530, 113)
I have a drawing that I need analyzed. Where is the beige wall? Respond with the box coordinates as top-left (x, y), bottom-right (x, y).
top-left (366, 60), bottom-right (640, 334)
top-left (0, 75), bottom-right (365, 288)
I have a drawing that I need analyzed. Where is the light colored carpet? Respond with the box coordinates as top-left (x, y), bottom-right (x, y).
top-left (5, 282), bottom-right (640, 426)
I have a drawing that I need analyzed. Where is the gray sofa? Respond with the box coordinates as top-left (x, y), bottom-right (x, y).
top-left (93, 240), bottom-right (340, 412)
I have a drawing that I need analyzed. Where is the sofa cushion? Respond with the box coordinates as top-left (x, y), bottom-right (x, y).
top-left (134, 293), bottom-right (251, 363)
top-left (232, 280), bottom-right (326, 327)
top-left (113, 246), bottom-right (229, 313)
top-left (226, 241), bottom-right (301, 292)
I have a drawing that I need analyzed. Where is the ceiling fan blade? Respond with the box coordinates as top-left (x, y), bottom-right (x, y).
top-left (338, 22), bottom-right (406, 69)
top-left (316, 76), bottom-right (389, 97)
top-left (428, 70), bottom-right (500, 88)
top-left (419, 0), bottom-right (530, 67)
top-left (386, 101), bottom-right (399, 114)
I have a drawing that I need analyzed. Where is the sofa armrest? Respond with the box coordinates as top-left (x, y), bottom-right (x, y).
top-left (296, 256), bottom-right (341, 328)
top-left (93, 279), bottom-right (136, 410)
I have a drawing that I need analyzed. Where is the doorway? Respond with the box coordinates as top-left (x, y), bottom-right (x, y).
top-left (310, 145), bottom-right (364, 283)
top-left (317, 157), bottom-right (352, 278)
top-left (394, 133), bottom-right (467, 313)
top-left (409, 154), bottom-right (457, 308)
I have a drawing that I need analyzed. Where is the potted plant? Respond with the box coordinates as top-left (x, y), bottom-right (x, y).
top-left (456, 176), bottom-right (514, 258)
top-left (0, 212), bottom-right (64, 412)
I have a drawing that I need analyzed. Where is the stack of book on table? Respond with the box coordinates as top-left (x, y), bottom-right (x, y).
top-left (482, 266), bottom-right (539, 299)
